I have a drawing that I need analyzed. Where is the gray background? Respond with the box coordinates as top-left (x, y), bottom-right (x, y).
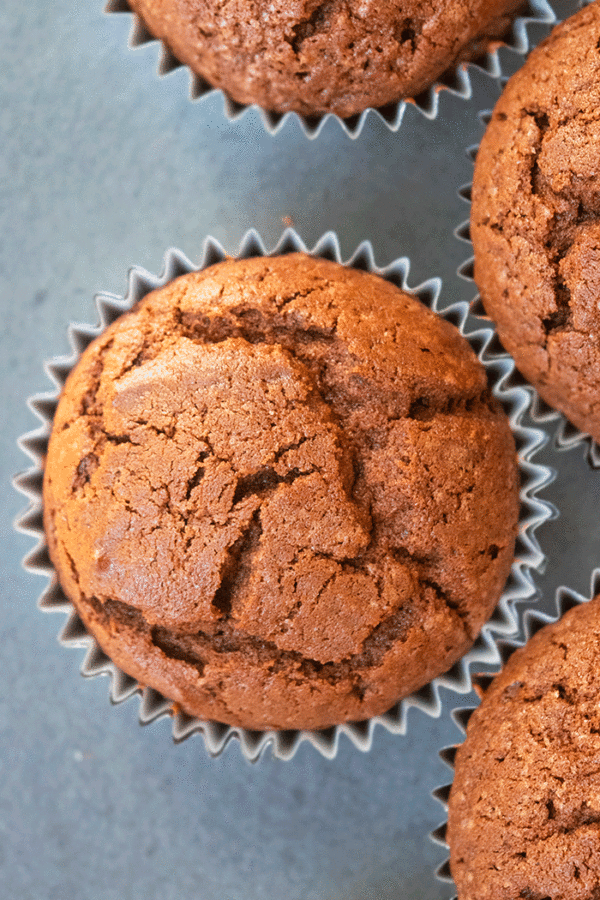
top-left (2, 1), bottom-right (598, 898)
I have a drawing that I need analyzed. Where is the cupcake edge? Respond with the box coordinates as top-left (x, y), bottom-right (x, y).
top-left (104, 0), bottom-right (556, 139)
top-left (458, 68), bottom-right (600, 468)
top-left (14, 227), bottom-right (555, 761)
top-left (430, 566), bottom-right (600, 898)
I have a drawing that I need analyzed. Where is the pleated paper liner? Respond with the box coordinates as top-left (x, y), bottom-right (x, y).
top-left (104, 0), bottom-right (555, 139)
top-left (430, 567), bottom-right (600, 899)
top-left (15, 227), bottom-right (555, 762)
top-left (457, 107), bottom-right (600, 469)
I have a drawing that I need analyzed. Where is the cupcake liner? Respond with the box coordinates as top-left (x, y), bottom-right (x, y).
top-left (104, 0), bottom-right (555, 139)
top-left (14, 227), bottom-right (555, 761)
top-left (457, 109), bottom-right (600, 469)
top-left (430, 566), bottom-right (600, 899)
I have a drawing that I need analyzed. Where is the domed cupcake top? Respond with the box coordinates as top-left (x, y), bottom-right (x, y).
top-left (43, 253), bottom-right (519, 730)
top-left (449, 594), bottom-right (600, 900)
top-left (472, 2), bottom-right (600, 442)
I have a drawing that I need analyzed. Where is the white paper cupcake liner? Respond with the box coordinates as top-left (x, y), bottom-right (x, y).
top-left (457, 106), bottom-right (600, 469)
top-left (430, 566), bottom-right (600, 898)
top-left (104, 0), bottom-right (555, 139)
top-left (14, 227), bottom-right (555, 761)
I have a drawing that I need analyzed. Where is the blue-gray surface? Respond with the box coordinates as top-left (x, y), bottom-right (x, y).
top-left (2, 1), bottom-right (598, 898)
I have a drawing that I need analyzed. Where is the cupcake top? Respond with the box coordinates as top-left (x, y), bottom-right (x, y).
top-left (448, 595), bottom-right (600, 900)
top-left (43, 253), bottom-right (519, 730)
top-left (127, 0), bottom-right (522, 118)
top-left (471, 2), bottom-right (600, 442)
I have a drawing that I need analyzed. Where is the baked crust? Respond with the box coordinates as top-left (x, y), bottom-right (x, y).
top-left (128, 0), bottom-right (523, 117)
top-left (472, 3), bottom-right (600, 442)
top-left (449, 595), bottom-right (600, 900)
top-left (44, 254), bottom-right (519, 729)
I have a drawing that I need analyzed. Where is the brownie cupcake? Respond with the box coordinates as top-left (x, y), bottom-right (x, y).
top-left (445, 589), bottom-right (600, 900)
top-left (16, 231), bottom-right (554, 757)
top-left (111, 0), bottom-right (541, 130)
top-left (40, 247), bottom-right (520, 734)
top-left (471, 2), bottom-right (600, 444)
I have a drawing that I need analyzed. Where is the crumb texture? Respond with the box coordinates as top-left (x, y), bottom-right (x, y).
top-left (472, 3), bottom-right (600, 442)
top-left (127, 0), bottom-right (522, 117)
top-left (44, 254), bottom-right (518, 729)
top-left (449, 596), bottom-right (600, 900)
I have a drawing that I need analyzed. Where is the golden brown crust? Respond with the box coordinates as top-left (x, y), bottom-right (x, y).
top-left (44, 254), bottom-right (519, 730)
top-left (127, 0), bottom-right (523, 117)
top-left (449, 596), bottom-right (600, 900)
top-left (472, 3), bottom-right (600, 442)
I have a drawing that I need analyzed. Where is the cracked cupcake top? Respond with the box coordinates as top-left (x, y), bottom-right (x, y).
top-left (127, 0), bottom-right (522, 118)
top-left (471, 3), bottom-right (600, 442)
top-left (43, 253), bottom-right (518, 730)
top-left (448, 596), bottom-right (600, 900)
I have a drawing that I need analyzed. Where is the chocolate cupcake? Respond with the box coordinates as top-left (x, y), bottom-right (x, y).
top-left (471, 2), bottom-right (600, 445)
top-left (125, 0), bottom-right (525, 118)
top-left (441, 578), bottom-right (600, 900)
top-left (107, 0), bottom-right (556, 135)
top-left (16, 231), bottom-right (553, 759)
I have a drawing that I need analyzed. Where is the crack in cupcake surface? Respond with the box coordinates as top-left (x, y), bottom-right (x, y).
top-left (43, 253), bottom-right (519, 729)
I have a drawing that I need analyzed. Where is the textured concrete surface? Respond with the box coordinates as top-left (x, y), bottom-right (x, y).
top-left (2, 1), bottom-right (597, 898)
